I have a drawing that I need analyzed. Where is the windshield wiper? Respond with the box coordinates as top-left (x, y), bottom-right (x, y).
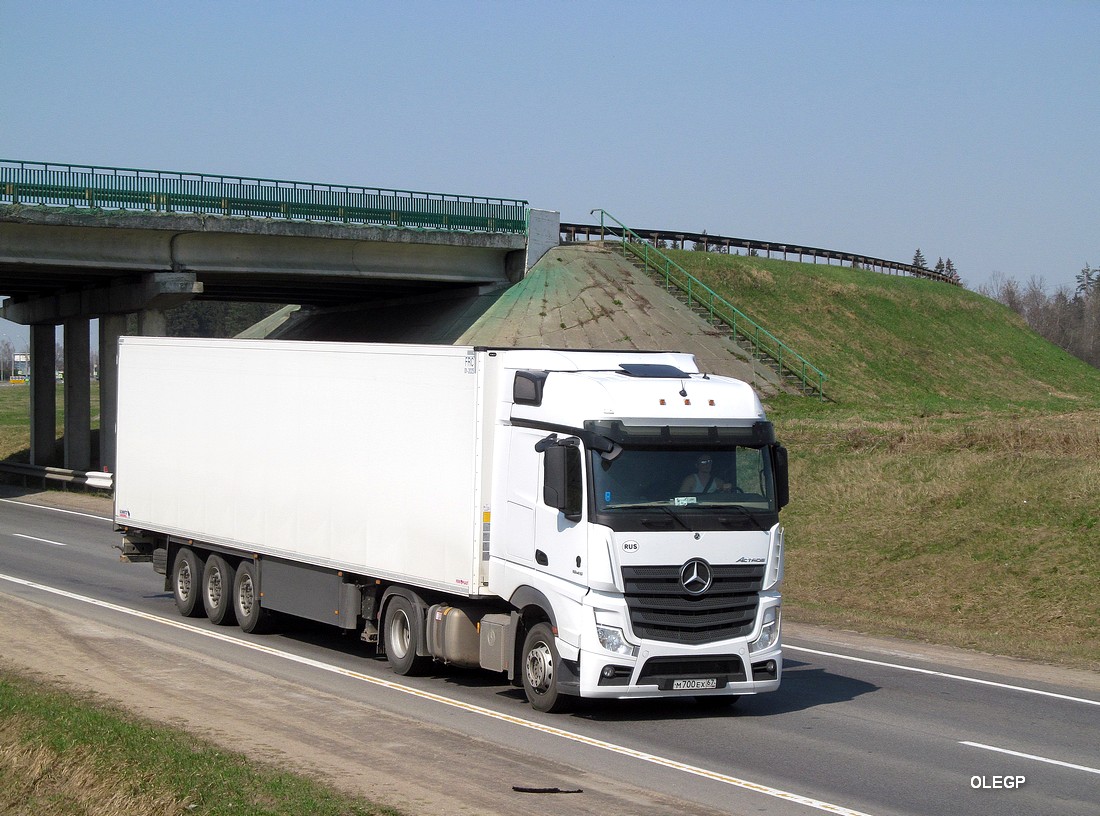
top-left (713, 504), bottom-right (768, 532)
top-left (639, 504), bottom-right (692, 531)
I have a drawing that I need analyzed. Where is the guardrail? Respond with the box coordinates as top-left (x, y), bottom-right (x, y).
top-left (0, 461), bottom-right (113, 491)
top-left (561, 222), bottom-right (959, 285)
top-left (0, 159), bottom-right (529, 235)
top-left (588, 210), bottom-right (828, 398)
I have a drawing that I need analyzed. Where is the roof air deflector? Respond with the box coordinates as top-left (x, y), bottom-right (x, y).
top-left (617, 363), bottom-right (691, 379)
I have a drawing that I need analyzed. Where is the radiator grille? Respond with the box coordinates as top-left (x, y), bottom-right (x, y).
top-left (621, 563), bottom-right (764, 644)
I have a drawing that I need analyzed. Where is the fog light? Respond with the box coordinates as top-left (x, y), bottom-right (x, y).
top-left (752, 659), bottom-right (779, 681)
top-left (598, 664), bottom-right (633, 686)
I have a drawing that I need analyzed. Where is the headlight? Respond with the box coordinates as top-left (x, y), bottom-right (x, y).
top-left (596, 625), bottom-right (638, 657)
top-left (749, 606), bottom-right (780, 654)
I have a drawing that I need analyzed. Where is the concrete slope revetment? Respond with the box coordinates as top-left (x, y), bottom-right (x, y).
top-left (457, 243), bottom-right (788, 396)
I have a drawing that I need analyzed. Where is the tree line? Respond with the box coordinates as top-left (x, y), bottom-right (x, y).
top-left (979, 264), bottom-right (1100, 369)
top-left (911, 249), bottom-right (961, 284)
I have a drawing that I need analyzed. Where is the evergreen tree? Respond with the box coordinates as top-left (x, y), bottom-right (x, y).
top-left (1077, 263), bottom-right (1096, 298)
top-left (912, 248), bottom-right (928, 269)
top-left (944, 259), bottom-right (959, 283)
top-left (934, 258), bottom-right (946, 276)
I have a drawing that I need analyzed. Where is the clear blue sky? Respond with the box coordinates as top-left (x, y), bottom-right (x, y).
top-left (2, 0), bottom-right (1097, 349)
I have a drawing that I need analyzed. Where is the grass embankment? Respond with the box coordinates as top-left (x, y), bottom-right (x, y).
top-left (0, 671), bottom-right (398, 816)
top-left (671, 250), bottom-right (1100, 669)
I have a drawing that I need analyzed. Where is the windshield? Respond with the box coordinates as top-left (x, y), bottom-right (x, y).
top-left (591, 446), bottom-right (777, 513)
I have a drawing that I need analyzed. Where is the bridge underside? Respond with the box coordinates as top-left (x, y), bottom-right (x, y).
top-left (0, 206), bottom-right (545, 475)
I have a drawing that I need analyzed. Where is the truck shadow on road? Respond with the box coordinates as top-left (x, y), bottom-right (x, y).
top-left (423, 658), bottom-right (878, 721)
top-left (547, 659), bottom-right (876, 722)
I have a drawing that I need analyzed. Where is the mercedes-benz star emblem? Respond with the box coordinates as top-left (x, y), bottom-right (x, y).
top-left (680, 559), bottom-right (713, 595)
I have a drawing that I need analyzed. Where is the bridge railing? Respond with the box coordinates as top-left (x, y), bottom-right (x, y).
top-left (562, 222), bottom-right (958, 285)
top-left (0, 159), bottom-right (529, 235)
top-left (590, 209), bottom-right (827, 398)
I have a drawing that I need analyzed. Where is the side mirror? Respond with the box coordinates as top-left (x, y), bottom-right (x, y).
top-left (773, 444), bottom-right (789, 509)
top-left (543, 441), bottom-right (583, 522)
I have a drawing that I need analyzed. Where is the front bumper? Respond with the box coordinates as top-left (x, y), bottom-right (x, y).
top-left (575, 636), bottom-right (782, 700)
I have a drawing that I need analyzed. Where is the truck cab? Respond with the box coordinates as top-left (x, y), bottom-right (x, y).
top-left (485, 350), bottom-right (786, 710)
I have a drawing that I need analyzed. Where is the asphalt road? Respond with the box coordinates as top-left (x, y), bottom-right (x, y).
top-left (1, 489), bottom-right (1097, 816)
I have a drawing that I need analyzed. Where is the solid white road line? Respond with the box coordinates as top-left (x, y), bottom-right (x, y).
top-left (0, 496), bottom-right (112, 523)
top-left (0, 571), bottom-right (875, 816)
top-left (960, 741), bottom-right (1100, 776)
top-left (11, 533), bottom-right (67, 547)
top-left (785, 644), bottom-right (1100, 708)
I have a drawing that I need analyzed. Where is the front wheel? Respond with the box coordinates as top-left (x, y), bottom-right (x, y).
top-left (521, 623), bottom-right (572, 713)
top-left (383, 595), bottom-right (429, 675)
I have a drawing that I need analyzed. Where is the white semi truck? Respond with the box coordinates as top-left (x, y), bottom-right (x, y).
top-left (115, 337), bottom-right (787, 711)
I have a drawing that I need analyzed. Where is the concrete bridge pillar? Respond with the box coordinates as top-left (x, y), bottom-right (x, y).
top-left (139, 308), bottom-right (167, 337)
top-left (98, 315), bottom-right (125, 474)
top-left (29, 325), bottom-right (56, 466)
top-left (63, 318), bottom-right (91, 472)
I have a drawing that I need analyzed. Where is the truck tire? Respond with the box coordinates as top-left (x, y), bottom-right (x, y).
top-left (202, 554), bottom-right (237, 626)
top-left (383, 595), bottom-right (429, 675)
top-left (521, 623), bottom-right (572, 713)
top-left (172, 547), bottom-right (206, 618)
top-left (233, 560), bottom-right (274, 634)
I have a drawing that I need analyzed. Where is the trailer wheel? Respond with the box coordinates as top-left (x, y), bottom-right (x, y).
top-left (383, 596), bottom-right (428, 675)
top-left (521, 623), bottom-right (572, 713)
top-left (172, 547), bottom-right (206, 618)
top-left (233, 561), bottom-right (274, 634)
top-left (202, 554), bottom-right (237, 626)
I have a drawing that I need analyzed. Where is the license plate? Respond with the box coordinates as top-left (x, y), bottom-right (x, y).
top-left (672, 678), bottom-right (717, 690)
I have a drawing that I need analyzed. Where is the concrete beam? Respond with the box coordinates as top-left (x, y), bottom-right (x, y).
top-left (0, 209), bottom-right (525, 288)
top-left (0, 272), bottom-right (202, 325)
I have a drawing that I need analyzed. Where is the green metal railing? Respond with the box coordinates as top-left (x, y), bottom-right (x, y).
top-left (0, 159), bottom-right (529, 234)
top-left (590, 209), bottom-right (827, 398)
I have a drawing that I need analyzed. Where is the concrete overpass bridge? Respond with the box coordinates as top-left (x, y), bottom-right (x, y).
top-left (0, 159), bottom-right (558, 475)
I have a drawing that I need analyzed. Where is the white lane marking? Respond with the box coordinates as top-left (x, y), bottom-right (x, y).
top-left (0, 571), bottom-right (875, 816)
top-left (960, 742), bottom-right (1100, 776)
top-left (786, 645), bottom-right (1100, 708)
top-left (0, 497), bottom-right (112, 523)
top-left (11, 533), bottom-right (67, 547)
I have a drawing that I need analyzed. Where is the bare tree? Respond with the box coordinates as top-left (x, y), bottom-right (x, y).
top-left (981, 265), bottom-right (1099, 368)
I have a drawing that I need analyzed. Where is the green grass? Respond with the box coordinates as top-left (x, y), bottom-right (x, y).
top-left (672, 251), bottom-right (1100, 414)
top-left (0, 382), bottom-right (100, 464)
top-left (667, 249), bottom-right (1100, 668)
top-left (0, 670), bottom-right (401, 816)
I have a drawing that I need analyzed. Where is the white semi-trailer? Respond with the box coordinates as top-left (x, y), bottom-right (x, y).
top-left (115, 337), bottom-right (787, 711)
